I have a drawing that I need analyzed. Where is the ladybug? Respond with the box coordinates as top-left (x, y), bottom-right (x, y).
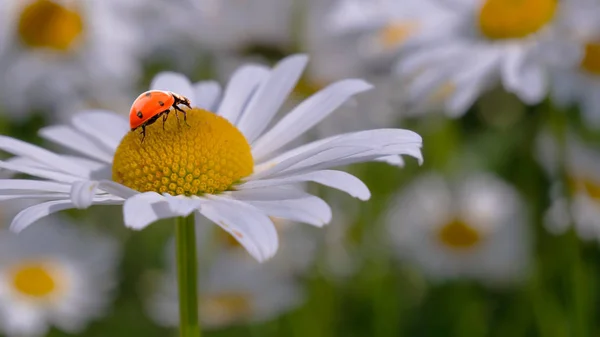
top-left (129, 90), bottom-right (192, 141)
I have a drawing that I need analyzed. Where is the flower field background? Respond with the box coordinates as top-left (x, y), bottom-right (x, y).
top-left (1, 0), bottom-right (600, 336)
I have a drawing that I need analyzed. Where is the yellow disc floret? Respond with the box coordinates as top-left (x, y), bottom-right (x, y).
top-left (112, 108), bottom-right (254, 196)
top-left (478, 0), bottom-right (557, 40)
top-left (581, 43), bottom-right (600, 75)
top-left (437, 218), bottom-right (482, 250)
top-left (18, 0), bottom-right (84, 51)
top-left (11, 262), bottom-right (57, 298)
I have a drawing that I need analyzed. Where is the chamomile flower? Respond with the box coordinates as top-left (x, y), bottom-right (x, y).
top-left (147, 0), bottom-right (293, 56)
top-left (146, 226), bottom-right (305, 329)
top-left (537, 132), bottom-right (600, 241)
top-left (0, 54), bottom-right (423, 262)
top-left (550, 0), bottom-right (600, 126)
top-left (0, 0), bottom-right (144, 118)
top-left (0, 218), bottom-right (119, 337)
top-left (333, 0), bottom-right (580, 116)
top-left (386, 173), bottom-right (530, 285)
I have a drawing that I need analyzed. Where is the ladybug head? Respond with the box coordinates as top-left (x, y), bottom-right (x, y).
top-left (170, 92), bottom-right (192, 109)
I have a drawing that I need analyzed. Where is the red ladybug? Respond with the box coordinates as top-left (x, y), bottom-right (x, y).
top-left (129, 90), bottom-right (192, 141)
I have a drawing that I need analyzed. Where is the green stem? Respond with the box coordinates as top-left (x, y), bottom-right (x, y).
top-left (176, 215), bottom-right (200, 337)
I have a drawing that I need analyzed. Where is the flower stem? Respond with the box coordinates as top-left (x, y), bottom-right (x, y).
top-left (176, 215), bottom-right (201, 337)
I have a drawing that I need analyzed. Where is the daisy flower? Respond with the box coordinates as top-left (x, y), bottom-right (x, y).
top-left (0, 54), bottom-right (423, 262)
top-left (332, 0), bottom-right (580, 117)
top-left (146, 227), bottom-right (304, 329)
top-left (537, 131), bottom-right (600, 241)
top-left (145, 0), bottom-right (293, 57)
top-left (0, 216), bottom-right (119, 336)
top-left (550, 0), bottom-right (600, 126)
top-left (0, 0), bottom-right (144, 118)
top-left (386, 173), bottom-right (530, 285)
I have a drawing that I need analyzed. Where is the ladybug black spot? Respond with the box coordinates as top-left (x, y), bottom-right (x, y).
top-left (158, 101), bottom-right (165, 107)
top-left (145, 92), bottom-right (152, 97)
top-left (137, 111), bottom-right (143, 119)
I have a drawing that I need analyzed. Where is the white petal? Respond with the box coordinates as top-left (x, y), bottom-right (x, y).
top-left (98, 180), bottom-right (139, 199)
top-left (162, 194), bottom-right (202, 216)
top-left (0, 136), bottom-right (90, 177)
top-left (0, 194), bottom-right (69, 201)
top-left (193, 81), bottom-right (222, 111)
top-left (199, 196), bottom-right (278, 262)
top-left (39, 125), bottom-right (114, 163)
top-left (216, 65), bottom-right (270, 124)
top-left (10, 200), bottom-right (75, 232)
top-left (236, 54), bottom-right (309, 143)
top-left (0, 179), bottom-right (71, 193)
top-left (252, 79), bottom-right (373, 161)
top-left (239, 194), bottom-right (332, 227)
top-left (240, 170), bottom-right (371, 200)
top-left (71, 110), bottom-right (129, 152)
top-left (374, 155), bottom-right (404, 167)
top-left (0, 160), bottom-right (81, 183)
top-left (123, 192), bottom-right (178, 230)
top-left (228, 186), bottom-right (309, 201)
top-left (501, 48), bottom-right (546, 104)
top-left (150, 72), bottom-right (195, 105)
top-left (70, 180), bottom-right (100, 209)
top-left (252, 129), bottom-right (423, 179)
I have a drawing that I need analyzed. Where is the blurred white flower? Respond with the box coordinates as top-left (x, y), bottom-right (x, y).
top-left (146, 229), bottom-right (304, 330)
top-left (0, 217), bottom-right (119, 337)
top-left (537, 131), bottom-right (600, 241)
top-left (386, 173), bottom-right (530, 285)
top-left (550, 0), bottom-right (600, 127)
top-left (331, 0), bottom-right (582, 117)
top-left (0, 54), bottom-right (423, 263)
top-left (145, 0), bottom-right (293, 60)
top-left (0, 0), bottom-right (145, 119)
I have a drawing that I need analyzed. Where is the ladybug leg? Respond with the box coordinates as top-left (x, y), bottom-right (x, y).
top-left (173, 105), bottom-right (190, 127)
top-left (162, 111), bottom-right (169, 130)
top-left (140, 125), bottom-right (146, 143)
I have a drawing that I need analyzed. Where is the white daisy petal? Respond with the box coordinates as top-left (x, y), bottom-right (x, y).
top-left (200, 196), bottom-right (278, 262)
top-left (193, 81), bottom-right (222, 111)
top-left (242, 194), bottom-right (333, 227)
top-left (216, 65), bottom-right (271, 124)
top-left (0, 194), bottom-right (70, 201)
top-left (240, 170), bottom-right (371, 200)
top-left (0, 180), bottom-right (71, 193)
top-left (70, 181), bottom-right (100, 209)
top-left (162, 194), bottom-right (202, 216)
top-left (236, 54), bottom-right (309, 142)
top-left (123, 192), bottom-right (177, 230)
top-left (229, 186), bottom-right (310, 201)
top-left (252, 79), bottom-right (374, 161)
top-left (374, 155), bottom-right (405, 167)
top-left (71, 110), bottom-right (129, 152)
top-left (150, 72), bottom-right (195, 105)
top-left (502, 48), bottom-right (546, 104)
top-left (39, 125), bottom-right (114, 163)
top-left (0, 136), bottom-right (90, 177)
top-left (10, 200), bottom-right (76, 232)
top-left (253, 129), bottom-right (422, 179)
top-left (97, 180), bottom-right (138, 199)
top-left (0, 160), bottom-right (81, 183)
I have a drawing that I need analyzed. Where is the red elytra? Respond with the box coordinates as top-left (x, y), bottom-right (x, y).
top-left (129, 90), bottom-right (192, 141)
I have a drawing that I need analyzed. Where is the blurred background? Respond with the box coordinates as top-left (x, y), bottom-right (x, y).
top-left (1, 0), bottom-right (600, 336)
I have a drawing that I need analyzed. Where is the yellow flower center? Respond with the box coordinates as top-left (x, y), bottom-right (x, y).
top-left (200, 293), bottom-right (252, 327)
top-left (378, 21), bottom-right (419, 49)
top-left (581, 43), bottom-right (600, 75)
top-left (17, 0), bottom-right (84, 51)
top-left (10, 262), bottom-right (58, 298)
top-left (478, 0), bottom-right (557, 40)
top-left (112, 108), bottom-right (253, 196)
top-left (569, 176), bottom-right (600, 200)
top-left (437, 218), bottom-right (482, 250)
